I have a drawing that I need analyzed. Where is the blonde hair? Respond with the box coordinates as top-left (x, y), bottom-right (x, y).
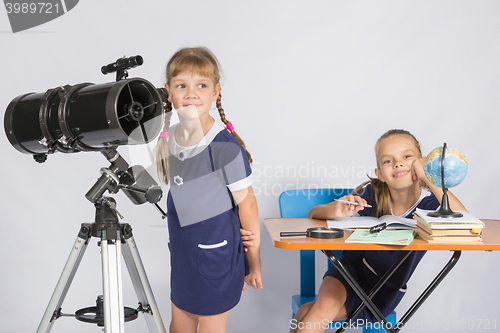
top-left (354, 129), bottom-right (423, 217)
top-left (155, 47), bottom-right (252, 184)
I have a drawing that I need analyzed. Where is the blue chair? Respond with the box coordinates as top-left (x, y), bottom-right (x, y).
top-left (279, 188), bottom-right (396, 332)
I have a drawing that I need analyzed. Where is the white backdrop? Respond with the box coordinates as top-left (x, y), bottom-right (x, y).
top-left (1, 1), bottom-right (499, 332)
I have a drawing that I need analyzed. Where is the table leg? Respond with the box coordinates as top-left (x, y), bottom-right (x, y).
top-left (323, 250), bottom-right (461, 333)
top-left (322, 250), bottom-right (397, 333)
top-left (396, 250), bottom-right (461, 328)
top-left (331, 250), bottom-right (413, 333)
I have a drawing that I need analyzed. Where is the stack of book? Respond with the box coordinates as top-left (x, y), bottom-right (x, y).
top-left (413, 208), bottom-right (484, 243)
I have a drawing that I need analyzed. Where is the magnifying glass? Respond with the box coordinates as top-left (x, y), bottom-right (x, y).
top-left (280, 227), bottom-right (344, 239)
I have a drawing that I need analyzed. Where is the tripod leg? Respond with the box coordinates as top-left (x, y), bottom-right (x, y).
top-left (101, 229), bottom-right (125, 333)
top-left (37, 225), bottom-right (91, 333)
top-left (122, 227), bottom-right (166, 333)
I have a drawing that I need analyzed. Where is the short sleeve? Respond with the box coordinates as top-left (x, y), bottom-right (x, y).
top-left (416, 192), bottom-right (440, 211)
top-left (211, 137), bottom-right (252, 192)
top-left (353, 183), bottom-right (376, 217)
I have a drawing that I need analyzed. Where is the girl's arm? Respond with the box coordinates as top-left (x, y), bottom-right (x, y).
top-left (308, 195), bottom-right (369, 220)
top-left (233, 186), bottom-right (262, 290)
top-left (412, 157), bottom-right (467, 211)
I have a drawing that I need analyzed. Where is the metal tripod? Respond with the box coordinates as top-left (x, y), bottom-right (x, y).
top-left (36, 196), bottom-right (166, 333)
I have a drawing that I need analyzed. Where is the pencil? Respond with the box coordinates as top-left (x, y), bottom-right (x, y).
top-left (334, 199), bottom-right (372, 208)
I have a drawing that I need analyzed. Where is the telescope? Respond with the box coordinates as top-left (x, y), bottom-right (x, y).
top-left (4, 56), bottom-right (169, 333)
top-left (4, 55), bottom-right (166, 163)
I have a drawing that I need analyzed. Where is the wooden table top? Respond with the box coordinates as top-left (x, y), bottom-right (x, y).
top-left (264, 218), bottom-right (500, 251)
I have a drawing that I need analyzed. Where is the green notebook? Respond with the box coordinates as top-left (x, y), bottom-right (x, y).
top-left (345, 229), bottom-right (415, 245)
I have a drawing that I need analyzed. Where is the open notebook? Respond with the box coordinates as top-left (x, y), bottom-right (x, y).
top-left (327, 215), bottom-right (416, 230)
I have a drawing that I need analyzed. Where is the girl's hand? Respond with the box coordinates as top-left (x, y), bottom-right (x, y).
top-left (243, 263), bottom-right (263, 291)
top-left (308, 194), bottom-right (369, 220)
top-left (332, 195), bottom-right (369, 218)
top-left (411, 157), bottom-right (428, 186)
top-left (240, 228), bottom-right (255, 252)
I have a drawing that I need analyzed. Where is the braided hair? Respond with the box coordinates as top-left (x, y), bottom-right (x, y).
top-left (155, 101), bottom-right (173, 184)
top-left (216, 91), bottom-right (252, 163)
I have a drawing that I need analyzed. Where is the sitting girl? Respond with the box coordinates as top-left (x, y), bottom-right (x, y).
top-left (291, 129), bottom-right (466, 333)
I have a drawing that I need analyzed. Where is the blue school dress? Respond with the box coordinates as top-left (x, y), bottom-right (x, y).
top-left (166, 122), bottom-right (252, 316)
top-left (324, 183), bottom-right (439, 323)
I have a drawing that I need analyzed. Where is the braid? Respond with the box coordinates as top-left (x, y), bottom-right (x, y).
top-left (155, 101), bottom-right (173, 184)
top-left (216, 93), bottom-right (228, 124)
top-left (164, 100), bottom-right (173, 114)
top-left (216, 90), bottom-right (253, 164)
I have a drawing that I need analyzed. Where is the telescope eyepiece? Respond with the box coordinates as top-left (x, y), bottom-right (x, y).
top-left (122, 55), bottom-right (143, 68)
top-left (101, 55), bottom-right (143, 75)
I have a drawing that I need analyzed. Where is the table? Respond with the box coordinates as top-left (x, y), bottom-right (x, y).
top-left (264, 218), bottom-right (500, 333)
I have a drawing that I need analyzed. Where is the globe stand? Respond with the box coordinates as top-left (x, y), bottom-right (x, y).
top-left (427, 189), bottom-right (463, 218)
top-left (427, 143), bottom-right (463, 218)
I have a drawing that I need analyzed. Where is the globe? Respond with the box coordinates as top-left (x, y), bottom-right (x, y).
top-left (424, 146), bottom-right (468, 188)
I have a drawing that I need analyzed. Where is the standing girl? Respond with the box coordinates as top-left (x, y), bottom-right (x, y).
top-left (156, 47), bottom-right (262, 333)
top-left (291, 129), bottom-right (466, 333)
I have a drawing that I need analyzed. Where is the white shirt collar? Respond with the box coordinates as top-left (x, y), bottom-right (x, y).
top-left (167, 121), bottom-right (225, 161)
